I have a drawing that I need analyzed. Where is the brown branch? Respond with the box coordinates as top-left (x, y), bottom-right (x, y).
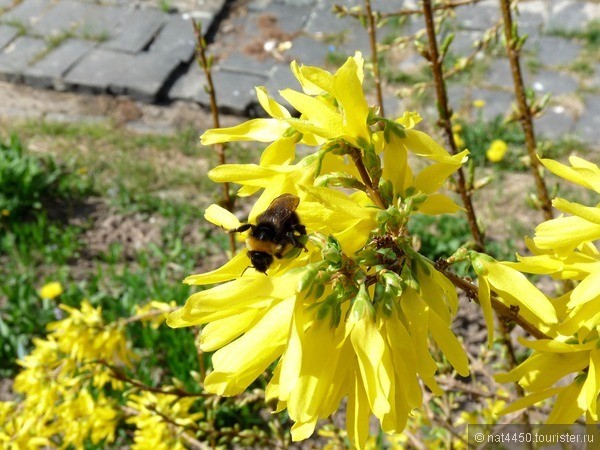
top-left (101, 360), bottom-right (211, 398)
top-left (437, 263), bottom-right (551, 340)
top-left (421, 0), bottom-right (485, 251)
top-left (192, 19), bottom-right (237, 255)
top-left (499, 0), bottom-right (553, 221)
top-left (349, 147), bottom-right (387, 209)
top-left (364, 0), bottom-right (384, 116)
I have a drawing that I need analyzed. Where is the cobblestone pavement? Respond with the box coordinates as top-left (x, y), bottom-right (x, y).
top-left (0, 0), bottom-right (598, 146)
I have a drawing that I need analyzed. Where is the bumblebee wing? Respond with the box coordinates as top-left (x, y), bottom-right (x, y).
top-left (256, 194), bottom-right (300, 233)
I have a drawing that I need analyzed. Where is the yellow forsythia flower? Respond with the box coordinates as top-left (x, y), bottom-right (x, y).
top-left (39, 281), bottom-right (63, 299)
top-left (491, 157), bottom-right (600, 424)
top-left (486, 139), bottom-right (508, 162)
top-left (454, 133), bottom-right (465, 149)
top-left (169, 53), bottom-right (471, 449)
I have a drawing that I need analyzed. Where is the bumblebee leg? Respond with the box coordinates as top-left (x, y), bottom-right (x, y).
top-left (229, 223), bottom-right (254, 234)
top-left (287, 230), bottom-right (308, 252)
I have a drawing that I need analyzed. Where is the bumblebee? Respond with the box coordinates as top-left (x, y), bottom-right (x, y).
top-left (230, 194), bottom-right (307, 273)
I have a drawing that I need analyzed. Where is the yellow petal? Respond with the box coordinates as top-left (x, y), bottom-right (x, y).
top-left (260, 137), bottom-right (297, 165)
top-left (585, 349), bottom-right (600, 420)
top-left (181, 251), bottom-right (250, 286)
top-left (204, 297), bottom-right (295, 396)
top-left (346, 375), bottom-right (371, 450)
top-left (332, 56), bottom-right (369, 142)
top-left (500, 386), bottom-right (563, 415)
top-left (481, 258), bottom-right (557, 325)
top-left (553, 198), bottom-right (600, 225)
top-left (547, 381), bottom-right (585, 424)
top-left (199, 309), bottom-right (261, 351)
top-left (428, 309), bottom-right (469, 376)
top-left (255, 86), bottom-right (291, 119)
top-left (534, 216), bottom-right (600, 252)
top-left (290, 418), bottom-right (318, 441)
top-left (280, 89), bottom-right (343, 138)
top-left (204, 204), bottom-right (241, 230)
top-left (416, 194), bottom-right (463, 215)
top-left (568, 268), bottom-right (600, 309)
top-left (350, 316), bottom-right (392, 418)
top-left (201, 118), bottom-right (289, 145)
top-left (291, 60), bottom-right (331, 95)
top-left (540, 157), bottom-right (600, 193)
top-left (478, 276), bottom-right (495, 347)
top-left (395, 111), bottom-right (422, 129)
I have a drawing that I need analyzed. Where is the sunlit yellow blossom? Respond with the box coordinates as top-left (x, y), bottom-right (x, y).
top-left (39, 281), bottom-right (63, 299)
top-left (473, 99), bottom-right (486, 108)
top-left (396, 111), bottom-right (422, 129)
top-left (170, 55), bottom-right (474, 449)
top-left (7, 300), bottom-right (129, 448)
top-left (491, 157), bottom-right (600, 424)
top-left (127, 392), bottom-right (203, 450)
top-left (486, 139), bottom-right (508, 163)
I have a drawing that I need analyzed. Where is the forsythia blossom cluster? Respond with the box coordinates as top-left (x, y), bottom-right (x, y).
top-left (485, 157), bottom-right (600, 422)
top-left (168, 52), bottom-right (473, 448)
top-left (0, 300), bottom-right (187, 449)
top-left (0, 301), bottom-right (129, 449)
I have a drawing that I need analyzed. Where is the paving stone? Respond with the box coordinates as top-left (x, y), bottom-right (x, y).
top-left (1, 0), bottom-right (53, 27)
top-left (251, 1), bottom-right (311, 31)
top-left (193, 0), bottom-right (227, 15)
top-left (485, 59), bottom-right (517, 89)
top-left (0, 36), bottom-right (46, 82)
top-left (537, 36), bottom-right (582, 67)
top-left (169, 64), bottom-right (267, 114)
top-left (149, 14), bottom-right (196, 63)
top-left (0, 24), bottom-right (18, 50)
top-left (32, 1), bottom-right (127, 40)
top-left (0, 0), bottom-right (14, 9)
top-left (534, 106), bottom-right (575, 140)
top-left (219, 51), bottom-right (275, 78)
top-left (23, 38), bottom-right (94, 89)
top-left (304, 0), bottom-right (377, 56)
top-left (65, 48), bottom-right (183, 102)
top-left (283, 34), bottom-right (332, 67)
top-left (103, 8), bottom-right (165, 53)
top-left (529, 70), bottom-right (579, 96)
top-left (448, 85), bottom-right (514, 121)
top-left (515, 0), bottom-right (546, 34)
top-left (454, 0), bottom-right (499, 30)
top-left (262, 62), bottom-right (301, 114)
top-left (547, 0), bottom-right (600, 31)
top-left (450, 30), bottom-right (481, 58)
top-left (574, 94), bottom-right (600, 145)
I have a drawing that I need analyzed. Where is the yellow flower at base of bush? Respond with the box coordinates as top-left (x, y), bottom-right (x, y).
top-left (39, 281), bottom-right (63, 299)
top-left (486, 139), bottom-right (508, 163)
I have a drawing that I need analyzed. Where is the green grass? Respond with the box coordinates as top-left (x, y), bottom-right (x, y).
top-left (456, 115), bottom-right (526, 169)
top-left (0, 126), bottom-right (228, 379)
top-left (549, 19), bottom-right (600, 49)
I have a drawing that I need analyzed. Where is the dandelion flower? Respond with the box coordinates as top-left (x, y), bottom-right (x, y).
top-left (39, 281), bottom-right (63, 299)
top-left (486, 139), bottom-right (508, 163)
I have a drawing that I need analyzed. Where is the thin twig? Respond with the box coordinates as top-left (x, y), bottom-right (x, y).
top-left (364, 0), bottom-right (384, 115)
top-left (436, 263), bottom-right (551, 340)
top-left (421, 0), bottom-right (485, 251)
top-left (349, 147), bottom-right (387, 209)
top-left (101, 360), bottom-right (211, 398)
top-left (499, 0), bottom-right (553, 221)
top-left (192, 19), bottom-right (237, 254)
